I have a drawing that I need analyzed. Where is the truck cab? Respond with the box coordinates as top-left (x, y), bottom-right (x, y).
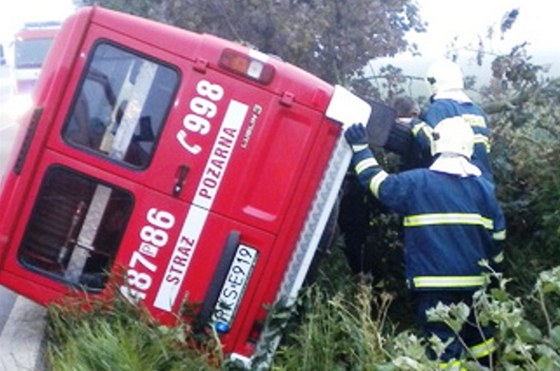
top-left (0, 6), bottom-right (370, 366)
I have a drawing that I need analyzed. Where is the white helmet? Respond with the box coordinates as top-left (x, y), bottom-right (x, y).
top-left (426, 58), bottom-right (464, 94)
top-left (431, 116), bottom-right (474, 158)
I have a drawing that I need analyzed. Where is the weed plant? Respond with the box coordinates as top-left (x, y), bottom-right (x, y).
top-left (45, 246), bottom-right (560, 370)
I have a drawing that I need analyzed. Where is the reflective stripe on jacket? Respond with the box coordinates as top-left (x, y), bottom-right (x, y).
top-left (351, 146), bottom-right (506, 290)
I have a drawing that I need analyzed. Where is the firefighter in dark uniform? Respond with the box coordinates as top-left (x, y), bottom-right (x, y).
top-left (411, 58), bottom-right (493, 181)
top-left (344, 116), bottom-right (506, 369)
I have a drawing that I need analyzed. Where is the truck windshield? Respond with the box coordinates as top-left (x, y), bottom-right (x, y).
top-left (63, 42), bottom-right (178, 168)
top-left (15, 38), bottom-right (54, 68)
top-left (18, 166), bottom-right (134, 291)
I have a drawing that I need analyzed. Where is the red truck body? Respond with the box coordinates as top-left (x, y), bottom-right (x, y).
top-left (0, 6), bottom-right (370, 366)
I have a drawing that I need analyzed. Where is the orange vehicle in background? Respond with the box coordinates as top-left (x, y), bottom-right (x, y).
top-left (13, 21), bottom-right (60, 94)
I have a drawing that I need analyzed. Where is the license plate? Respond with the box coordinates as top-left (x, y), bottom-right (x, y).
top-left (212, 244), bottom-right (258, 332)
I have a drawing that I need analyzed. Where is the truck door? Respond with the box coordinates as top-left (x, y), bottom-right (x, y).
top-left (46, 24), bottom-right (329, 236)
top-left (1, 152), bottom-right (275, 328)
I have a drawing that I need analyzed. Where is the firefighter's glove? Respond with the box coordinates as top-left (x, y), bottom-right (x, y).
top-left (345, 123), bottom-right (369, 152)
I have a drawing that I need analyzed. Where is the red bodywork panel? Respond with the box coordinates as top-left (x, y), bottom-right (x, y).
top-left (0, 6), bottom-right (350, 362)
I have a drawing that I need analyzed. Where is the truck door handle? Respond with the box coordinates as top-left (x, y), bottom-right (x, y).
top-left (172, 165), bottom-right (189, 197)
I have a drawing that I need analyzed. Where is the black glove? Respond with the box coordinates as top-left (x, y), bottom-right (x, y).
top-left (344, 123), bottom-right (368, 147)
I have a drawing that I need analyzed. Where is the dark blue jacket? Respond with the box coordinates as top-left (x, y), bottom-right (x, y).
top-left (412, 99), bottom-right (493, 182)
top-left (350, 146), bottom-right (506, 290)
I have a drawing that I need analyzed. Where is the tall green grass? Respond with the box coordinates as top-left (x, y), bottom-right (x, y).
top-left (45, 291), bottom-right (221, 371)
top-left (45, 247), bottom-right (560, 370)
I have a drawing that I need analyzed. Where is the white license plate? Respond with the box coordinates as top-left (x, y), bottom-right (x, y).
top-left (212, 244), bottom-right (258, 332)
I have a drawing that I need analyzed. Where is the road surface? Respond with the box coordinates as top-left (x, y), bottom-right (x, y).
top-left (0, 287), bottom-right (46, 371)
top-left (0, 96), bottom-right (48, 371)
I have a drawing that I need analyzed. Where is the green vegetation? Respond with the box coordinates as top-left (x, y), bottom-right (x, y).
top-left (45, 289), bottom-right (223, 370)
top-left (45, 248), bottom-right (560, 370)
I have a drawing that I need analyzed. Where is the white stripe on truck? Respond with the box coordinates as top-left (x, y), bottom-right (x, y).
top-left (154, 100), bottom-right (248, 311)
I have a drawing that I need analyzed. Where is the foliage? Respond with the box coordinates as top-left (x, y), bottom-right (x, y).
top-left (46, 263), bottom-right (560, 370)
top-left (45, 285), bottom-right (223, 371)
top-left (275, 262), bottom-right (560, 370)
top-left (480, 53), bottom-right (560, 297)
top-left (76, 0), bottom-right (425, 88)
top-left (273, 280), bottom-right (396, 370)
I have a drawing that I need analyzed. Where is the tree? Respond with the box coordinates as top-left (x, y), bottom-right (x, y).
top-left (448, 9), bottom-right (560, 298)
top-left (77, 0), bottom-right (425, 91)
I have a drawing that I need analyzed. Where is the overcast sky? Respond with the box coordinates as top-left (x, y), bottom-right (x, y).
top-left (367, 0), bottom-right (560, 96)
top-left (0, 0), bottom-right (75, 43)
top-left (0, 0), bottom-right (556, 56)
top-left (0, 0), bottom-right (557, 80)
top-left (409, 0), bottom-right (558, 59)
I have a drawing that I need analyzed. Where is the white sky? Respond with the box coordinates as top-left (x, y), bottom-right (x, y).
top-left (0, 1), bottom-right (556, 51)
top-left (408, 0), bottom-right (558, 58)
top-left (375, 0), bottom-right (560, 94)
top-left (0, 0), bottom-right (556, 55)
top-left (0, 0), bottom-right (557, 77)
top-left (0, 0), bottom-right (75, 43)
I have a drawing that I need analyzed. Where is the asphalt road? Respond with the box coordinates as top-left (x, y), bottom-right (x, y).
top-left (0, 96), bottom-right (48, 371)
top-left (0, 288), bottom-right (46, 371)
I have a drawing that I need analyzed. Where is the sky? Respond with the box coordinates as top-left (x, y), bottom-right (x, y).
top-left (0, 0), bottom-right (75, 43)
top-left (0, 0), bottom-right (556, 55)
top-left (0, 1), bottom-right (557, 50)
top-left (0, 0), bottom-right (557, 79)
top-left (373, 0), bottom-right (560, 92)
top-left (408, 0), bottom-right (547, 57)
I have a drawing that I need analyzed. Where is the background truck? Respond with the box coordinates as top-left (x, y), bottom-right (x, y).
top-left (13, 21), bottom-right (60, 95)
top-left (0, 5), bottom-right (370, 367)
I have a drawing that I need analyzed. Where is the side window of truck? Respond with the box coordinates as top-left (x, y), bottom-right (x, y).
top-left (63, 42), bottom-right (179, 168)
top-left (18, 166), bottom-right (134, 291)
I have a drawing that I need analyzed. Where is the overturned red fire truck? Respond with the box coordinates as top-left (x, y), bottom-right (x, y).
top-left (0, 5), bottom-right (371, 367)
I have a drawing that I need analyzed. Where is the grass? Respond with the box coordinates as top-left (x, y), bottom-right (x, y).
top-left (43, 241), bottom-right (415, 370)
top-left (47, 243), bottom-right (560, 371)
top-left (45, 290), bottom-right (221, 371)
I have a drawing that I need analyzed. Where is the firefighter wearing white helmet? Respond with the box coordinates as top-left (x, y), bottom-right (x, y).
top-left (410, 58), bottom-right (493, 182)
top-left (344, 121), bottom-right (505, 368)
top-left (431, 116), bottom-right (474, 158)
top-left (426, 58), bottom-right (465, 95)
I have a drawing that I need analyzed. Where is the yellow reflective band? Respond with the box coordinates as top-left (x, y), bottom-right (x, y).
top-left (351, 144), bottom-right (369, 152)
top-left (413, 276), bottom-right (485, 288)
top-left (474, 134), bottom-right (491, 152)
top-left (463, 114), bottom-right (487, 128)
top-left (469, 337), bottom-right (496, 359)
top-left (411, 122), bottom-right (425, 136)
top-left (404, 213), bottom-right (494, 229)
top-left (493, 229), bottom-right (506, 241)
top-left (412, 122), bottom-right (433, 137)
top-left (439, 360), bottom-right (464, 371)
top-left (355, 157), bottom-right (378, 174)
top-left (369, 171), bottom-right (388, 198)
top-left (492, 251), bottom-right (504, 264)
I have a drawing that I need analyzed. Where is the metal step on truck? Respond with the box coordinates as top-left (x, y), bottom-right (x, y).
top-left (0, 5), bottom-right (371, 368)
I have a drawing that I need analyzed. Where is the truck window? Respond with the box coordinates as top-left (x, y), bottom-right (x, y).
top-left (15, 37), bottom-right (54, 68)
top-left (18, 166), bottom-right (134, 291)
top-left (63, 42), bottom-right (179, 168)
